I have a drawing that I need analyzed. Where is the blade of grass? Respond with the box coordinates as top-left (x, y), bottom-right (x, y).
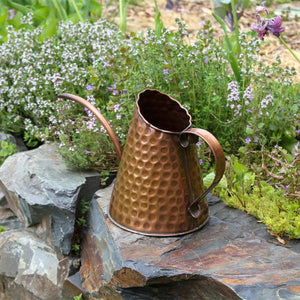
top-left (69, 0), bottom-right (84, 22)
top-left (83, 0), bottom-right (90, 20)
top-left (231, 0), bottom-right (241, 57)
top-left (119, 0), bottom-right (127, 33)
top-left (213, 12), bottom-right (241, 83)
top-left (154, 0), bottom-right (163, 36)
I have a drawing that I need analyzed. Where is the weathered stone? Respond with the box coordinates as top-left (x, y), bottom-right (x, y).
top-left (0, 229), bottom-right (69, 300)
top-left (0, 189), bottom-right (5, 206)
top-left (0, 143), bottom-right (101, 255)
top-left (80, 184), bottom-right (300, 299)
top-left (0, 196), bottom-right (24, 231)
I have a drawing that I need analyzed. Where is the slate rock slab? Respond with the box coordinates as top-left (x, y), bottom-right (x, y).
top-left (0, 229), bottom-right (69, 300)
top-left (79, 184), bottom-right (300, 300)
top-left (0, 143), bottom-right (101, 255)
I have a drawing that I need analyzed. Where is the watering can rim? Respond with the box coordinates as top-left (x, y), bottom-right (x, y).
top-left (136, 89), bottom-right (193, 135)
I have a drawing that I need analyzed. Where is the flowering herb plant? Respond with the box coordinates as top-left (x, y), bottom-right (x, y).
top-left (0, 10), bottom-right (299, 237)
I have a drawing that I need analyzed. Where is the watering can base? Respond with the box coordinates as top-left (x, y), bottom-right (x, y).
top-left (107, 212), bottom-right (210, 237)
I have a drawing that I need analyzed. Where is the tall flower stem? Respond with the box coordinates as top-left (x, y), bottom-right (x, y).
top-left (278, 36), bottom-right (300, 63)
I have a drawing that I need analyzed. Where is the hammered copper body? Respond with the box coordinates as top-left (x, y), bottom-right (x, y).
top-left (58, 90), bottom-right (225, 236)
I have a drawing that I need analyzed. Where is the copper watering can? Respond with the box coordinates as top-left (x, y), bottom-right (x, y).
top-left (58, 89), bottom-right (225, 236)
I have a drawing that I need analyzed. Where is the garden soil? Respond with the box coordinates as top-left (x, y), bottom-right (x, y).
top-left (102, 0), bottom-right (300, 83)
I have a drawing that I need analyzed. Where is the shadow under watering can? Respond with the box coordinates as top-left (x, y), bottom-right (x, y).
top-left (58, 89), bottom-right (225, 236)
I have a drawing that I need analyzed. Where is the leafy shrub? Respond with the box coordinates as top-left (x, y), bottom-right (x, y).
top-left (0, 16), bottom-right (298, 170)
top-left (204, 156), bottom-right (300, 238)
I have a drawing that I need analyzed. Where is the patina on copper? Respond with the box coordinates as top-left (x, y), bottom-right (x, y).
top-left (58, 89), bottom-right (225, 236)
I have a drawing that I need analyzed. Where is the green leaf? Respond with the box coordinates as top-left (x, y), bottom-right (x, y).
top-left (232, 157), bottom-right (248, 176)
top-left (212, 13), bottom-right (241, 83)
top-left (33, 7), bottom-right (49, 22)
top-left (6, 0), bottom-right (31, 14)
top-left (38, 8), bottom-right (58, 41)
top-left (214, 7), bottom-right (227, 19)
top-left (258, 122), bottom-right (264, 129)
top-left (154, 0), bottom-right (164, 37)
top-left (238, 146), bottom-right (247, 154)
top-left (203, 172), bottom-right (215, 187)
top-left (245, 127), bottom-right (253, 135)
top-left (244, 172), bottom-right (255, 189)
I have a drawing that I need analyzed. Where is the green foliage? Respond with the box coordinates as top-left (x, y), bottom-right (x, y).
top-left (0, 0), bottom-right (102, 42)
top-left (204, 156), bottom-right (300, 238)
top-left (238, 143), bottom-right (299, 200)
top-left (0, 18), bottom-right (297, 167)
top-left (0, 140), bottom-right (17, 165)
top-left (0, 226), bottom-right (7, 233)
top-left (154, 0), bottom-right (164, 37)
top-left (212, 12), bottom-right (241, 83)
top-left (74, 294), bottom-right (82, 300)
top-left (71, 198), bottom-right (90, 256)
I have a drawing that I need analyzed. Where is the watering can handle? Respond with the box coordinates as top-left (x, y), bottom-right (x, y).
top-left (181, 128), bottom-right (225, 218)
top-left (57, 93), bottom-right (122, 160)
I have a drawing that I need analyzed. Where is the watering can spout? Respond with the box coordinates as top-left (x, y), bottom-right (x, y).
top-left (57, 93), bottom-right (122, 160)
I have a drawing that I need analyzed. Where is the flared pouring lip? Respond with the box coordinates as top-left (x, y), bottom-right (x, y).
top-left (137, 89), bottom-right (192, 135)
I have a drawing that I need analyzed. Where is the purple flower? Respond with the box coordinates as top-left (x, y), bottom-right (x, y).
top-left (163, 69), bottom-right (169, 75)
top-left (199, 159), bottom-right (203, 165)
top-left (284, 185), bottom-right (290, 190)
top-left (196, 141), bottom-right (202, 147)
top-left (103, 62), bottom-right (111, 67)
top-left (8, 9), bottom-right (15, 20)
top-left (86, 84), bottom-right (94, 91)
top-left (203, 56), bottom-right (208, 64)
top-left (245, 137), bottom-right (251, 144)
top-left (112, 90), bottom-right (119, 95)
top-left (84, 107), bottom-right (89, 115)
top-left (297, 130), bottom-right (300, 135)
top-left (85, 150), bottom-right (92, 155)
top-left (267, 16), bottom-right (285, 37)
top-left (251, 3), bottom-right (285, 40)
top-left (256, 1), bottom-right (268, 14)
top-left (251, 18), bottom-right (269, 40)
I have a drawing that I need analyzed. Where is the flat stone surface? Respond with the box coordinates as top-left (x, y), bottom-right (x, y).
top-left (0, 143), bottom-right (102, 255)
top-left (0, 229), bottom-right (69, 300)
top-left (80, 184), bottom-right (300, 300)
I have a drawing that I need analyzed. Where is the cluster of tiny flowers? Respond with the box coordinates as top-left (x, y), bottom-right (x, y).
top-left (0, 19), bottom-right (124, 140)
top-left (260, 94), bottom-right (274, 116)
top-left (227, 82), bottom-right (255, 116)
top-left (21, 12), bottom-right (34, 25)
top-left (243, 86), bottom-right (254, 113)
top-left (226, 81), bottom-right (242, 116)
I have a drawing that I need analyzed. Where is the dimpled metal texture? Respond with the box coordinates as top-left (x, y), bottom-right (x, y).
top-left (108, 90), bottom-right (209, 236)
